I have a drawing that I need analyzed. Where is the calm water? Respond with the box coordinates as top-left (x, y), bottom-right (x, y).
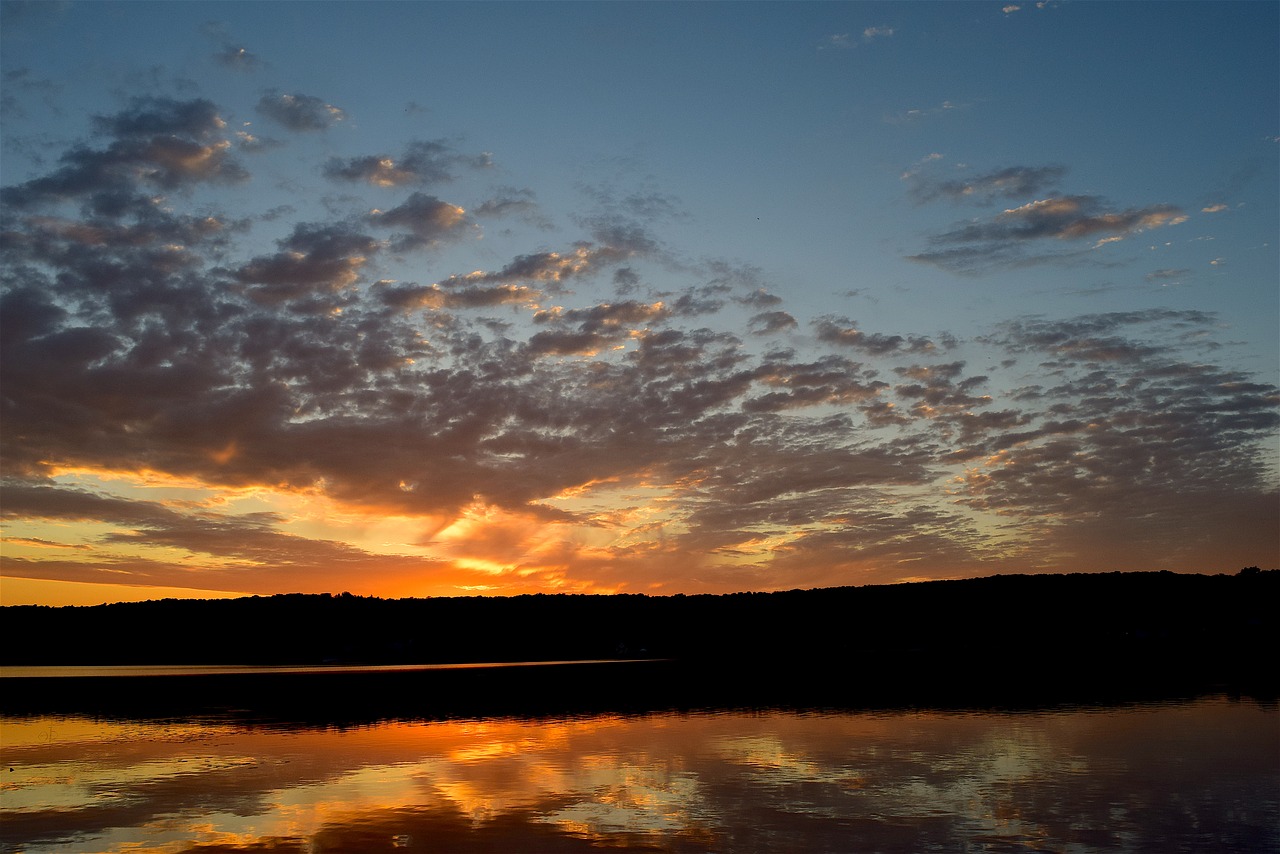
top-left (1, 695), bottom-right (1276, 853)
top-left (0, 661), bottom-right (634, 679)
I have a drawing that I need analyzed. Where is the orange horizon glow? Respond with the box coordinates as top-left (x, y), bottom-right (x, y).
top-left (4, 451), bottom-right (1275, 608)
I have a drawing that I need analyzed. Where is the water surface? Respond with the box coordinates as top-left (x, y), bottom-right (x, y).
top-left (1, 660), bottom-right (636, 679)
top-left (2, 695), bottom-right (1276, 853)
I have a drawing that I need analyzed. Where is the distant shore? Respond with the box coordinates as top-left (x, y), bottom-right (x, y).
top-left (3, 570), bottom-right (1275, 718)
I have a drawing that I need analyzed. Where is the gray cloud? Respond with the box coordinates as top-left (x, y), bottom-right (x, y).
top-left (736, 288), bottom-right (783, 309)
top-left (983, 310), bottom-right (1216, 363)
top-left (909, 195), bottom-right (1189, 273)
top-left (534, 300), bottom-right (671, 332)
top-left (369, 192), bottom-right (470, 251)
top-left (909, 165), bottom-right (1067, 204)
top-left (748, 311), bottom-right (798, 335)
top-left (323, 139), bottom-right (491, 187)
top-left (744, 355), bottom-right (887, 413)
top-left (579, 182), bottom-right (683, 225)
top-left (1, 98), bottom-right (247, 212)
top-left (234, 129), bottom-right (284, 153)
top-left (1146, 267), bottom-right (1190, 283)
top-left (428, 245), bottom-right (633, 298)
top-left (814, 316), bottom-right (937, 355)
top-left (375, 280), bottom-right (537, 313)
top-left (941, 196), bottom-right (1186, 242)
top-left (669, 287), bottom-right (727, 317)
top-left (256, 91), bottom-right (345, 132)
top-left (92, 97), bottom-right (224, 139)
top-left (931, 311), bottom-right (1280, 565)
top-left (475, 187), bottom-right (554, 229)
top-left (892, 361), bottom-right (992, 417)
top-left (212, 45), bottom-right (262, 72)
top-left (234, 223), bottom-right (380, 304)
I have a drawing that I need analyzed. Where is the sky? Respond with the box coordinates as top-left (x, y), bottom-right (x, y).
top-left (1, 1), bottom-right (1277, 606)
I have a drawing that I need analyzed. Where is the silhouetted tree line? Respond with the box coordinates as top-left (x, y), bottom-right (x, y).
top-left (4, 570), bottom-right (1276, 680)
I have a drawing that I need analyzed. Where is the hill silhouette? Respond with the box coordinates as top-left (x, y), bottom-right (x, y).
top-left (4, 570), bottom-right (1275, 666)
top-left (3, 570), bottom-right (1275, 716)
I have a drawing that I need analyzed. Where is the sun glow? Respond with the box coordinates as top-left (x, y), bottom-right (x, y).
top-left (0, 576), bottom-right (250, 607)
top-left (453, 557), bottom-right (512, 576)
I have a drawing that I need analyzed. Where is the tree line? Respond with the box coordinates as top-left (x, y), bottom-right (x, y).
top-left (4, 570), bottom-right (1274, 674)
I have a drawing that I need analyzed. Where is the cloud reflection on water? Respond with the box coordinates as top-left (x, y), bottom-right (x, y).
top-left (1, 698), bottom-right (1276, 853)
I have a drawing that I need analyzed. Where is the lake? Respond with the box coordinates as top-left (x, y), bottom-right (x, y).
top-left (2, 690), bottom-right (1276, 853)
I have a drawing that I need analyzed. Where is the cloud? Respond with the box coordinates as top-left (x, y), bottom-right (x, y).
top-left (497, 249), bottom-right (608, 283)
top-left (668, 286), bottom-right (726, 316)
top-left (744, 355), bottom-right (887, 413)
top-left (234, 130), bottom-right (283, 153)
top-left (947, 314), bottom-right (1279, 564)
top-left (1201, 203), bottom-right (1228, 213)
top-left (0, 483), bottom-right (460, 595)
top-left (91, 97), bottom-right (223, 139)
top-left (908, 165), bottom-right (1067, 204)
top-left (886, 100), bottom-right (968, 124)
top-left (213, 45), bottom-right (261, 72)
top-left (369, 192), bottom-right (471, 251)
top-left (814, 317), bottom-right (938, 355)
top-left (534, 300), bottom-right (671, 332)
top-left (475, 187), bottom-right (553, 228)
top-left (1145, 267), bottom-right (1190, 283)
top-left (578, 181), bottom-right (683, 226)
top-left (234, 223), bottom-right (380, 304)
top-left (1, 97), bottom-right (247, 212)
top-left (569, 181), bottom-right (679, 267)
top-left (892, 361), bottom-right (992, 418)
top-left (820, 27), bottom-right (893, 51)
top-left (980, 309), bottom-right (1215, 362)
top-left (735, 288), bottom-right (783, 309)
top-left (748, 311), bottom-right (798, 335)
top-left (256, 91), bottom-right (345, 132)
top-left (323, 140), bottom-right (492, 187)
top-left (953, 196), bottom-right (1186, 241)
top-left (909, 195), bottom-right (1189, 273)
top-left (200, 21), bottom-right (263, 72)
top-left (375, 280), bottom-right (538, 313)
top-left (523, 299), bottom-right (673, 357)
top-left (524, 329), bottom-right (615, 357)
top-left (426, 245), bottom-right (635, 299)
top-left (1002, 2), bottom-right (1059, 12)
top-left (2, 89), bottom-right (1275, 599)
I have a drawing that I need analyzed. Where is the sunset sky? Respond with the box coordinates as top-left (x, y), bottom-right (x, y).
top-left (2, 1), bottom-right (1277, 606)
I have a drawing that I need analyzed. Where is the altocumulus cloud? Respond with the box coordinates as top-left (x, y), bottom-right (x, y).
top-left (907, 164), bottom-right (1067, 205)
top-left (910, 196), bottom-right (1189, 273)
top-left (256, 91), bottom-right (345, 132)
top-left (324, 139), bottom-right (492, 188)
top-left (905, 163), bottom-right (1190, 273)
top-left (1, 93), bottom-right (1276, 598)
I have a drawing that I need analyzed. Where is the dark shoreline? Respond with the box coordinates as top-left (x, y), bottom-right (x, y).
top-left (4, 570), bottom-right (1275, 722)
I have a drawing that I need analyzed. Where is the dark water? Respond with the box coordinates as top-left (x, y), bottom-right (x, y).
top-left (2, 694), bottom-right (1276, 853)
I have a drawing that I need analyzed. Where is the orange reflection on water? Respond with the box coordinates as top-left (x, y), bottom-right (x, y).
top-left (2, 698), bottom-right (1277, 853)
